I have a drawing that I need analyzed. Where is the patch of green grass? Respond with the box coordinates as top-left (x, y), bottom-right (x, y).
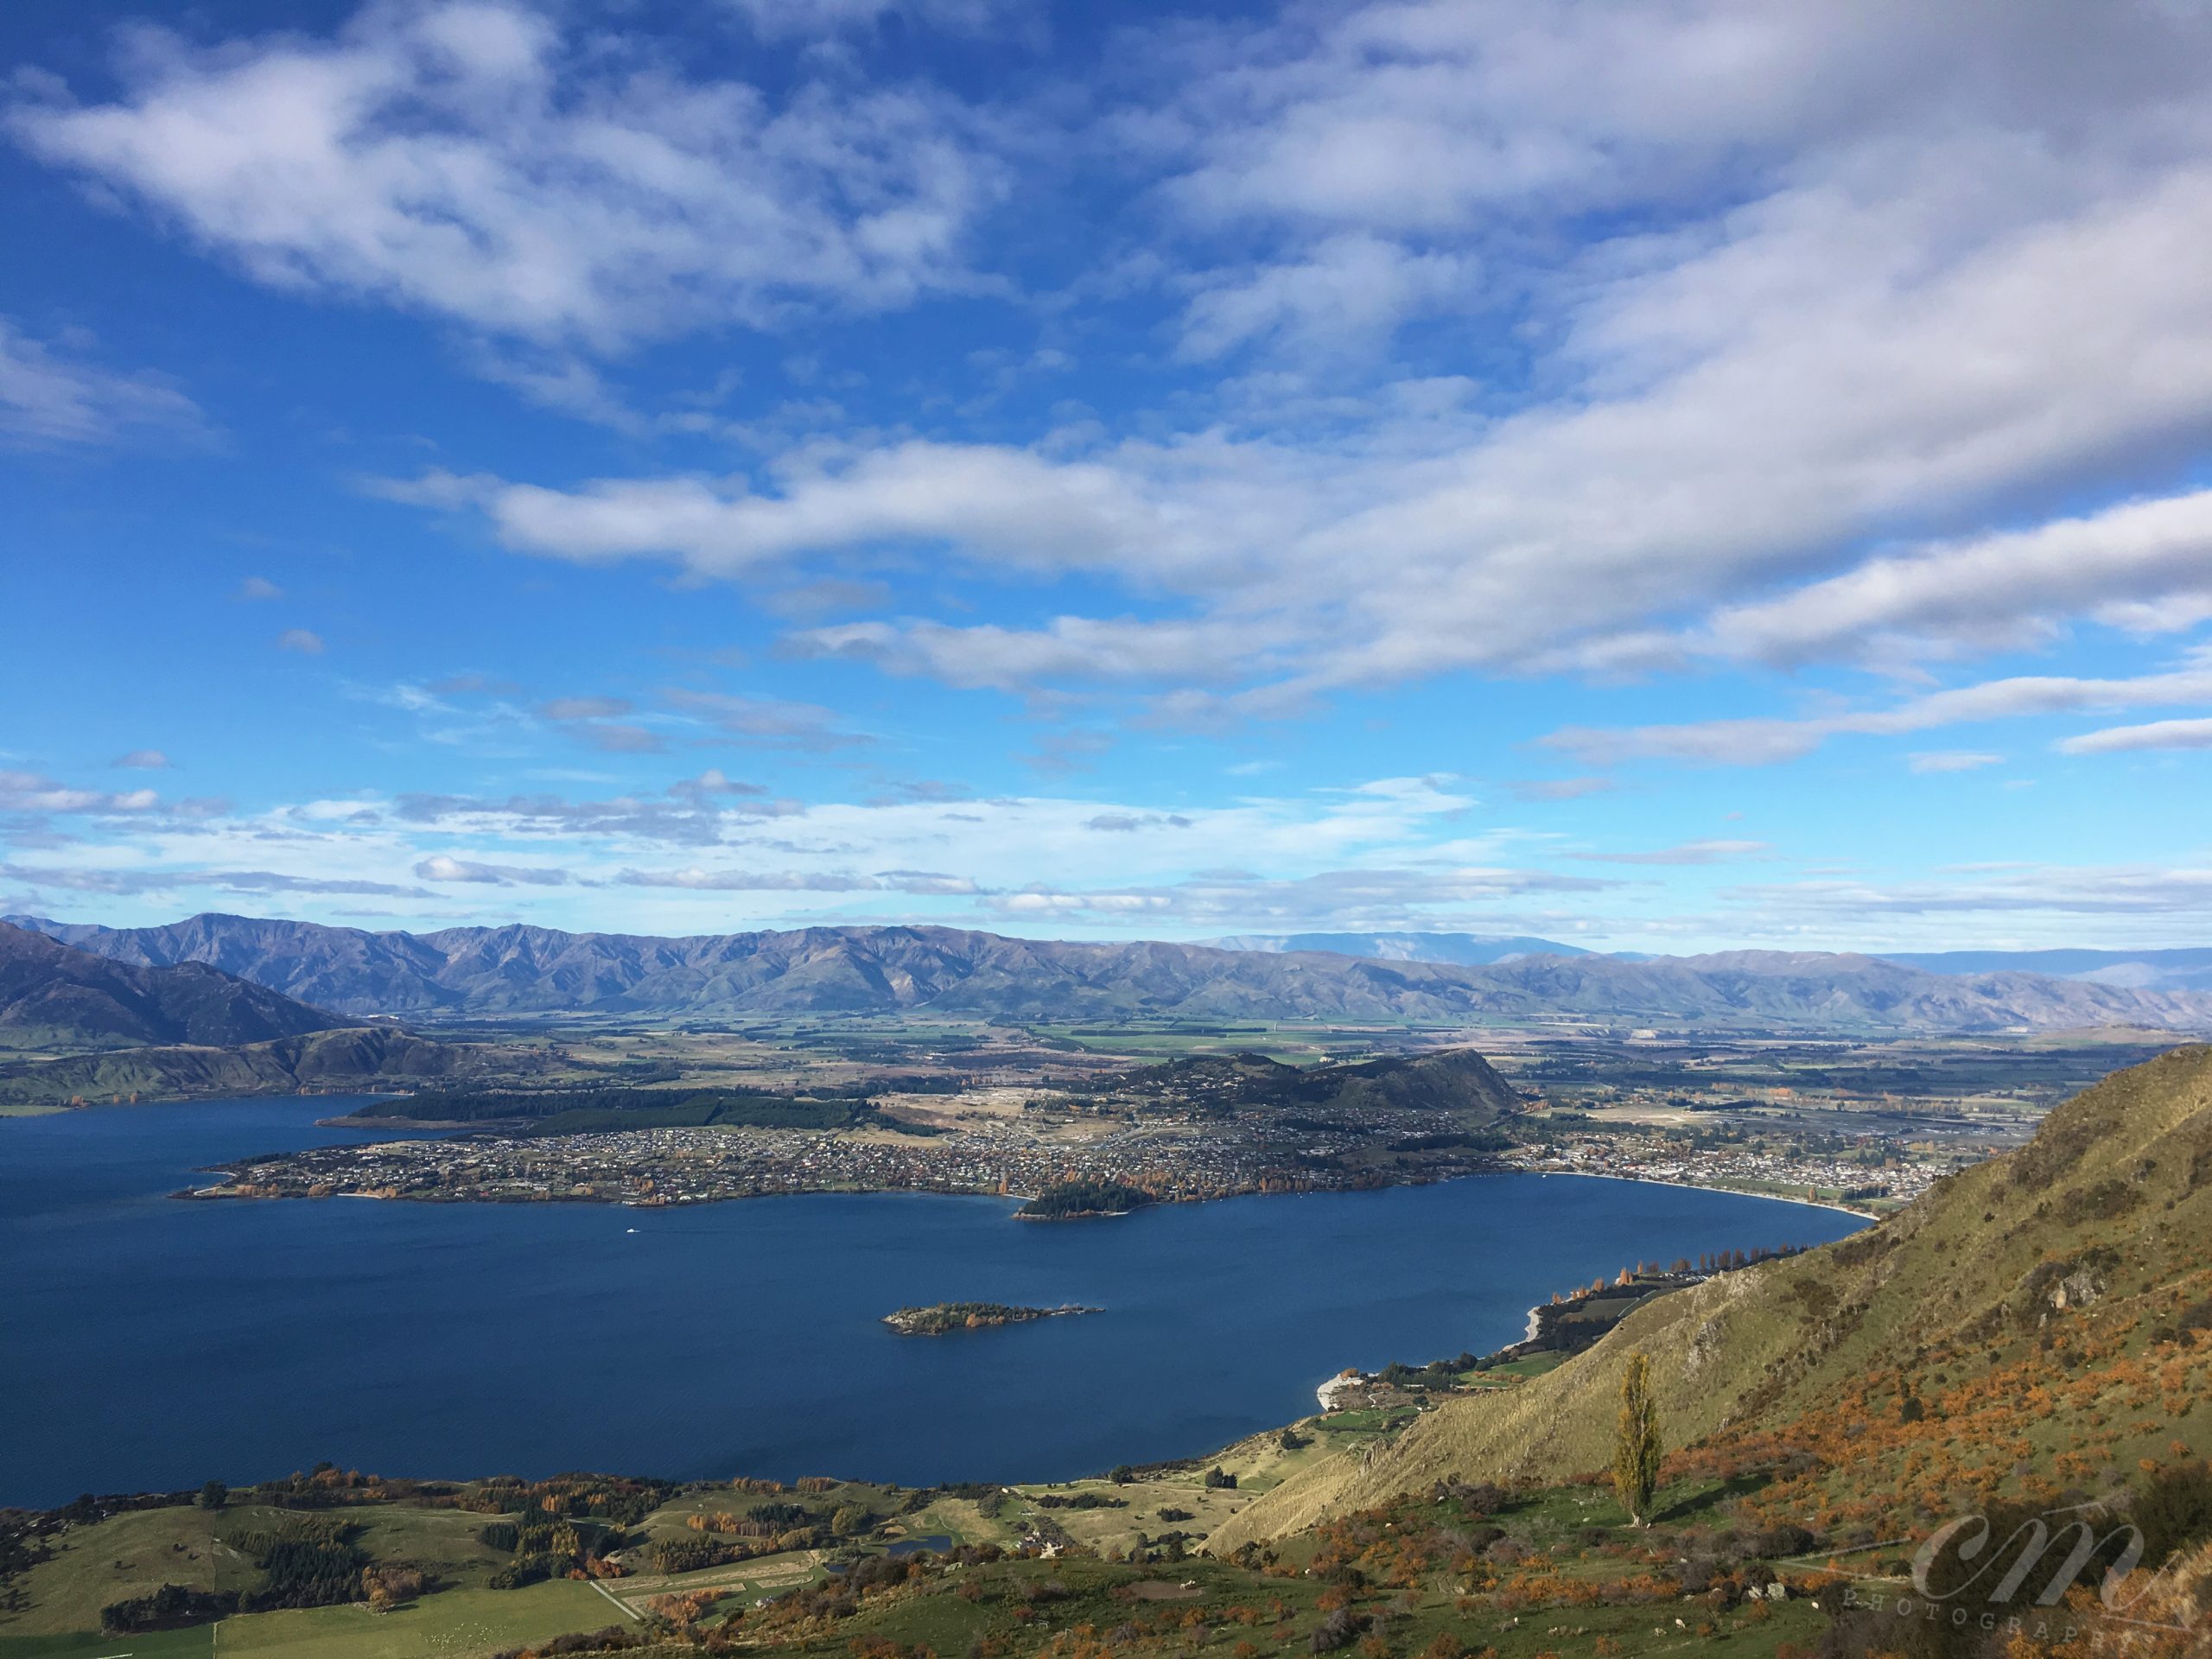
top-left (1474, 1351), bottom-right (1571, 1380)
top-left (0, 1504), bottom-right (257, 1637)
top-left (211, 1580), bottom-right (618, 1657)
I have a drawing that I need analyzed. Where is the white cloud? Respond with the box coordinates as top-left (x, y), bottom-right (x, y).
top-left (664, 690), bottom-right (870, 750)
top-left (1909, 751), bottom-right (2004, 774)
top-left (0, 771), bottom-right (160, 815)
top-left (236, 575), bottom-right (283, 601)
top-left (111, 750), bottom-right (170, 770)
top-left (723, 0), bottom-right (1017, 39)
top-left (1732, 865), bottom-right (2212, 922)
top-left (1510, 776), bottom-right (1614, 802)
top-left (793, 613), bottom-right (1267, 690)
top-left (1177, 234), bottom-right (1477, 361)
top-left (414, 854), bottom-right (569, 885)
top-left (12, 0), bottom-right (997, 352)
top-left (384, 441), bottom-right (1159, 579)
top-left (0, 317), bottom-right (205, 448)
top-left (976, 863), bottom-right (1616, 926)
top-left (276, 628), bottom-right (326, 654)
top-left (1567, 839), bottom-right (1768, 866)
top-left (2056, 717), bottom-right (2212, 755)
top-left (613, 865), bottom-right (980, 894)
top-left (1547, 649), bottom-right (2212, 767)
top-left (537, 696), bottom-right (632, 721)
top-left (0, 862), bottom-right (429, 898)
top-left (1151, 1), bottom-right (2211, 237)
top-left (1700, 491), bottom-right (2212, 668)
top-left (385, 133), bottom-right (2212, 702)
top-left (260, 0), bottom-right (2212, 715)
top-left (571, 722), bottom-right (666, 754)
top-left (3, 768), bottom-right (1552, 934)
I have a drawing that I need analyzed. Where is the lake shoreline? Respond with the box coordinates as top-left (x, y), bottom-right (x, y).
top-left (1521, 1166), bottom-right (1879, 1220)
top-left (183, 1150), bottom-right (1878, 1226)
top-left (1, 1095), bottom-right (1869, 1509)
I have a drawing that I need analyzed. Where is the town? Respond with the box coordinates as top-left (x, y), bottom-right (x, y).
top-left (187, 1047), bottom-right (1970, 1216)
top-left (188, 1096), bottom-right (1503, 1208)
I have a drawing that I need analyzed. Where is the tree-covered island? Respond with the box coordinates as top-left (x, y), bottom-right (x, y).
top-left (881, 1301), bottom-right (1100, 1335)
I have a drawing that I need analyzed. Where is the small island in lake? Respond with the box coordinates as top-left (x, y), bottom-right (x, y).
top-left (882, 1301), bottom-right (1100, 1335)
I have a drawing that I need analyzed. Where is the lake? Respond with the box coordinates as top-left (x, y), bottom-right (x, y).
top-left (0, 1096), bottom-right (1866, 1508)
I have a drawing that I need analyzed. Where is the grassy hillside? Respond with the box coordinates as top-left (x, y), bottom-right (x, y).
top-left (1217, 1042), bottom-right (2212, 1549)
top-left (1086, 1044), bottom-right (1522, 1122)
top-left (0, 1026), bottom-right (461, 1108)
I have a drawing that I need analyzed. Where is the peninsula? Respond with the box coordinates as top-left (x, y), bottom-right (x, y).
top-left (882, 1301), bottom-right (1100, 1335)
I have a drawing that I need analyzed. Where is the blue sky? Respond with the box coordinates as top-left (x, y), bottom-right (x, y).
top-left (3, 0), bottom-right (2212, 951)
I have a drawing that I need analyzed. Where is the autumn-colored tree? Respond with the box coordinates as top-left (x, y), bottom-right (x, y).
top-left (1612, 1351), bottom-right (1662, 1527)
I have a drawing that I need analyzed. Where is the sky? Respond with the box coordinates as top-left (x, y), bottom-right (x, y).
top-left (3, 0), bottom-right (2212, 953)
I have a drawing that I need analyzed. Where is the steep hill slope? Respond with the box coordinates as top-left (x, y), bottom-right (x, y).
top-left (0, 922), bottom-right (344, 1048)
top-left (14, 913), bottom-right (2212, 1033)
top-left (1217, 1042), bottom-right (2212, 1548)
top-left (0, 1025), bottom-right (461, 1106)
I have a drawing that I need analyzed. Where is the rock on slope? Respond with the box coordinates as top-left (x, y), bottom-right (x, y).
top-left (1214, 1043), bottom-right (2212, 1549)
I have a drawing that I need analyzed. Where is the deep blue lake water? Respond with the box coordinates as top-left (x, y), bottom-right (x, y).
top-left (0, 1097), bottom-right (1866, 1507)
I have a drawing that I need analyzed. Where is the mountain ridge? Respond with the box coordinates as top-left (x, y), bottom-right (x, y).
top-left (10, 912), bottom-right (2212, 1033)
top-left (0, 921), bottom-right (346, 1048)
top-left (1205, 931), bottom-right (1597, 964)
top-left (1211, 930), bottom-right (2212, 993)
top-left (1881, 944), bottom-right (2212, 992)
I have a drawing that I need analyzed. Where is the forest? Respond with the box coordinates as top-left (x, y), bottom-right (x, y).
top-left (341, 1084), bottom-right (886, 1135)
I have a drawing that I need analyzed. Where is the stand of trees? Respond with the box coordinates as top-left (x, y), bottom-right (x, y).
top-left (1016, 1179), bottom-right (1154, 1218)
top-left (225, 1516), bottom-right (370, 1611)
top-left (346, 1086), bottom-right (882, 1135)
top-left (102, 1583), bottom-right (238, 1632)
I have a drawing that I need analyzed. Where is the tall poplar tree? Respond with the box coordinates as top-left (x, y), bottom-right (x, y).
top-left (1612, 1351), bottom-right (1662, 1527)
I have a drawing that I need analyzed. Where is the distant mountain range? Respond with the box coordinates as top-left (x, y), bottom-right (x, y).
top-left (1878, 946), bottom-right (2212, 993)
top-left (10, 912), bottom-right (2212, 1035)
top-left (1211, 931), bottom-right (2212, 992)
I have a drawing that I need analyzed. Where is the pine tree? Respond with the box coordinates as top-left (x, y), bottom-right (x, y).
top-left (1612, 1351), bottom-right (1662, 1527)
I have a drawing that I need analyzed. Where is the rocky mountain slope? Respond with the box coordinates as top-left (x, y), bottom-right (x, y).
top-left (1215, 1042), bottom-right (2212, 1550)
top-left (11, 912), bottom-right (2212, 1033)
top-left (0, 921), bottom-right (345, 1048)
